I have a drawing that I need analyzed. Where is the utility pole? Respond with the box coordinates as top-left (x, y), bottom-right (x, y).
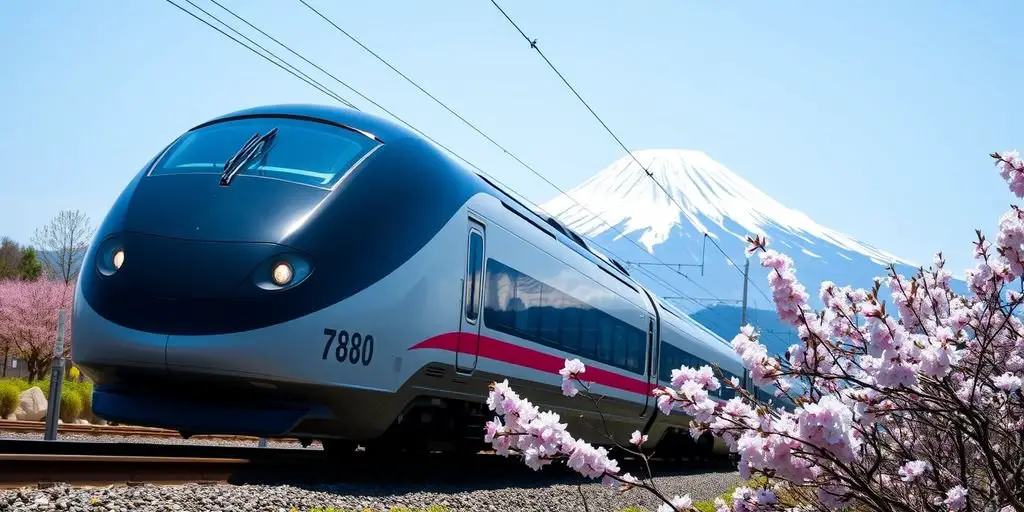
top-left (44, 309), bottom-right (67, 441)
top-left (740, 258), bottom-right (750, 328)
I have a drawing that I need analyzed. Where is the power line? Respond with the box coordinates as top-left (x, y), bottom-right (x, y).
top-left (662, 296), bottom-right (743, 305)
top-left (164, 1), bottom-right (656, 291)
top-left (487, 0), bottom-right (651, 178)
top-left (167, 0), bottom-right (733, 334)
top-left (162, 0), bottom-right (358, 109)
top-left (166, 0), bottom-right (522, 208)
top-left (486, 0), bottom-right (777, 309)
top-left (626, 261), bottom-right (703, 270)
top-left (293, 0), bottom-right (733, 304)
top-left (206, 0), bottom-right (365, 111)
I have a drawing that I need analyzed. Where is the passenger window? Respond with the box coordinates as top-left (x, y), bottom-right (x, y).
top-left (581, 309), bottom-right (600, 357)
top-left (539, 294), bottom-right (562, 345)
top-left (598, 316), bottom-right (614, 362)
top-left (562, 303), bottom-right (581, 352)
top-left (464, 232), bottom-right (483, 322)
top-left (612, 323), bottom-right (627, 368)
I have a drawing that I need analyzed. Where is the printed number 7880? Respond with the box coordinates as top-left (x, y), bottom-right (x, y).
top-left (322, 328), bottom-right (374, 366)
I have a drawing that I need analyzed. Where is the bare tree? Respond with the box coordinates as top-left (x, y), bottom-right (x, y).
top-left (31, 210), bottom-right (94, 285)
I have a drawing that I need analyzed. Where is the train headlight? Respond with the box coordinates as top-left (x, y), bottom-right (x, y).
top-left (112, 249), bottom-right (125, 270)
top-left (96, 237), bottom-right (126, 277)
top-left (255, 253), bottom-right (311, 291)
top-left (271, 261), bottom-right (293, 286)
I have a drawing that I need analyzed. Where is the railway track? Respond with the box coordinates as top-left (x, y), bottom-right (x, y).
top-left (0, 419), bottom-right (269, 442)
top-left (0, 439), bottom-right (326, 489)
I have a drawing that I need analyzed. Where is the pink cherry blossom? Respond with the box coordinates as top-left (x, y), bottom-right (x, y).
top-left (757, 249), bottom-right (810, 326)
top-left (943, 485), bottom-right (968, 511)
top-left (992, 372), bottom-right (1022, 392)
top-left (995, 150), bottom-right (1024, 198)
top-left (898, 460), bottom-right (930, 482)
top-left (629, 430), bottom-right (648, 447)
top-left (657, 495), bottom-right (693, 512)
top-left (0, 278), bottom-right (75, 382)
top-left (559, 358), bottom-right (585, 397)
top-left (481, 149), bottom-right (1024, 512)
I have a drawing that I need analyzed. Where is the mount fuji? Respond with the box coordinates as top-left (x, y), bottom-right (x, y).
top-left (539, 149), bottom-right (935, 356)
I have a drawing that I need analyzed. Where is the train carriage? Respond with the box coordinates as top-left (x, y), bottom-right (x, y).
top-left (72, 103), bottom-right (785, 459)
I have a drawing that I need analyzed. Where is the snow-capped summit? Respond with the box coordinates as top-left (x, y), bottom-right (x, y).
top-left (540, 149), bottom-right (924, 354)
top-left (542, 149), bottom-right (911, 267)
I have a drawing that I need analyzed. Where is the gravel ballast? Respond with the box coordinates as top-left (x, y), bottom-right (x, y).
top-left (0, 470), bottom-right (741, 511)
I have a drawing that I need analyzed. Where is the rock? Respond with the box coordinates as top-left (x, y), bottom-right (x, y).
top-left (14, 387), bottom-right (47, 421)
top-left (74, 419), bottom-right (90, 425)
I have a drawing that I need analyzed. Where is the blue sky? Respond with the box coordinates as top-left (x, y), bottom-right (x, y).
top-left (1, 0), bottom-right (1022, 277)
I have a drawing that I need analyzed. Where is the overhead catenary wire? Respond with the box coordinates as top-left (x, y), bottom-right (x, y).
top-left (161, 0), bottom-right (644, 279)
top-left (292, 0), bottom-right (734, 305)
top-left (486, 0), bottom-right (777, 309)
top-left (205, 0), bottom-right (365, 112)
top-left (164, 0), bottom-right (743, 335)
top-left (165, 0), bottom-right (537, 212)
top-left (162, 0), bottom-right (359, 109)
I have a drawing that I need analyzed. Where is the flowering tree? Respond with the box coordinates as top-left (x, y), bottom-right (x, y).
top-left (0, 278), bottom-right (74, 382)
top-left (482, 151), bottom-right (1024, 511)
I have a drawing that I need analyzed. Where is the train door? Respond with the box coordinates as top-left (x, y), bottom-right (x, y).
top-left (642, 316), bottom-right (657, 415)
top-left (455, 218), bottom-right (486, 374)
top-left (638, 289), bottom-right (661, 415)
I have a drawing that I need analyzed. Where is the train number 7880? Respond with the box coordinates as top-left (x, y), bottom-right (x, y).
top-left (322, 328), bottom-right (374, 366)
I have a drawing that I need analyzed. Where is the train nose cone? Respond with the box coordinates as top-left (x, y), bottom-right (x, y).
top-left (122, 172), bottom-right (326, 244)
top-left (111, 232), bottom-right (283, 298)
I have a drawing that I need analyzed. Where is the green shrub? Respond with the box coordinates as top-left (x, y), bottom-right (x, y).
top-left (4, 377), bottom-right (32, 392)
top-left (0, 382), bottom-right (20, 417)
top-left (77, 381), bottom-right (93, 415)
top-left (59, 387), bottom-right (83, 422)
top-left (0, 377), bottom-right (95, 420)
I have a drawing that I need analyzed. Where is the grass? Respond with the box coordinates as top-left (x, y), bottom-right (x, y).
top-left (0, 374), bottom-right (93, 422)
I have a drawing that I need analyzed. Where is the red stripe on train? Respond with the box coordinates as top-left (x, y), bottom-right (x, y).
top-left (409, 332), bottom-right (655, 395)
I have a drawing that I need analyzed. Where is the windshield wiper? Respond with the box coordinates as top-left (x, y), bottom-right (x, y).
top-left (220, 127), bottom-right (279, 186)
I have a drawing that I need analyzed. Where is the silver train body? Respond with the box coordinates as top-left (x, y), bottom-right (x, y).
top-left (72, 104), bottom-right (782, 457)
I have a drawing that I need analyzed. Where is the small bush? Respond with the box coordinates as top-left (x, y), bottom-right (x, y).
top-left (5, 378), bottom-right (32, 392)
top-left (77, 381), bottom-right (93, 415)
top-left (59, 387), bottom-right (83, 422)
top-left (0, 382), bottom-right (20, 417)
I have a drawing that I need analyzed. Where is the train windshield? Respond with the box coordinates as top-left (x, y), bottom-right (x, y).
top-left (148, 116), bottom-right (380, 188)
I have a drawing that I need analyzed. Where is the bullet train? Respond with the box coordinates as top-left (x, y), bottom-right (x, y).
top-left (72, 104), bottom-right (785, 459)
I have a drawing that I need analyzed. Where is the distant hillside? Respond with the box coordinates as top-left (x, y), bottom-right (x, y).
top-left (688, 304), bottom-right (799, 357)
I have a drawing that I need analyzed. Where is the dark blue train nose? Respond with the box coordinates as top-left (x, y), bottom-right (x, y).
top-left (121, 171), bottom-right (328, 245)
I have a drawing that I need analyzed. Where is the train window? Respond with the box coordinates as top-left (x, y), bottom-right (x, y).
top-left (464, 231), bottom-right (484, 322)
top-left (598, 317), bottom-right (614, 362)
top-left (539, 294), bottom-right (562, 345)
top-left (149, 117), bottom-right (379, 189)
top-left (580, 309), bottom-right (600, 358)
top-left (481, 258), bottom-right (646, 374)
top-left (626, 329), bottom-right (644, 373)
top-left (612, 323), bottom-right (627, 369)
top-left (561, 304), bottom-right (581, 352)
top-left (658, 341), bottom-right (718, 386)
